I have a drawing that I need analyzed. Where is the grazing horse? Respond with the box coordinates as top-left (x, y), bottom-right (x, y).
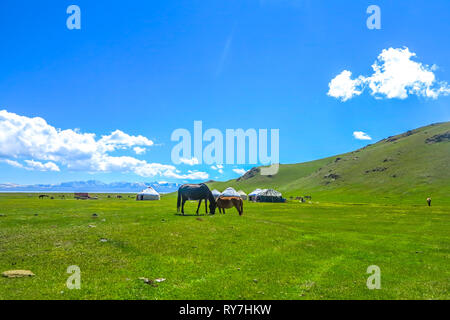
top-left (427, 197), bottom-right (432, 206)
top-left (216, 197), bottom-right (244, 216)
top-left (177, 183), bottom-right (216, 215)
top-left (38, 195), bottom-right (49, 199)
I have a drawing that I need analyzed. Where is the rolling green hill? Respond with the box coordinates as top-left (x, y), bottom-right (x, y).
top-left (209, 122), bottom-right (450, 204)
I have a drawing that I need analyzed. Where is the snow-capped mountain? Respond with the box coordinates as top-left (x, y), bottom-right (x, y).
top-left (0, 181), bottom-right (181, 193)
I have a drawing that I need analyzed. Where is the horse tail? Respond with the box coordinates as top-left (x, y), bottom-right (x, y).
top-left (240, 199), bottom-right (244, 215)
top-left (177, 190), bottom-right (181, 212)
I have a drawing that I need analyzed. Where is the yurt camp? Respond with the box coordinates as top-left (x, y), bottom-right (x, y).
top-left (136, 187), bottom-right (160, 201)
top-left (256, 189), bottom-right (284, 203)
top-left (238, 190), bottom-right (248, 200)
top-left (211, 189), bottom-right (222, 200)
top-left (248, 188), bottom-right (264, 201)
top-left (221, 187), bottom-right (240, 197)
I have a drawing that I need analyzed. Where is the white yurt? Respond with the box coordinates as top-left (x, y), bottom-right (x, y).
top-left (248, 188), bottom-right (263, 201)
top-left (136, 187), bottom-right (160, 201)
top-left (211, 189), bottom-right (222, 200)
top-left (238, 190), bottom-right (248, 200)
top-left (257, 189), bottom-right (284, 203)
top-left (221, 187), bottom-right (240, 197)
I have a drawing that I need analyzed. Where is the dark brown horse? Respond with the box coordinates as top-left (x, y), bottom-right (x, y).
top-left (216, 197), bottom-right (243, 216)
top-left (177, 183), bottom-right (216, 215)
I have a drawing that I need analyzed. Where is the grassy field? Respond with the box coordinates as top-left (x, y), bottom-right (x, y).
top-left (209, 122), bottom-right (450, 205)
top-left (0, 193), bottom-right (448, 300)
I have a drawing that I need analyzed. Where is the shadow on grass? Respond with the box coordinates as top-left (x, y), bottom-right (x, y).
top-left (174, 213), bottom-right (214, 217)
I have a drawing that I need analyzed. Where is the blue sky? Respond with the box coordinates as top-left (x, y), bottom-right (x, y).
top-left (0, 0), bottom-right (449, 185)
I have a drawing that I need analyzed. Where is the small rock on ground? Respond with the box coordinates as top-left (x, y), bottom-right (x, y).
top-left (2, 270), bottom-right (35, 278)
top-left (139, 277), bottom-right (158, 287)
top-left (139, 277), bottom-right (166, 286)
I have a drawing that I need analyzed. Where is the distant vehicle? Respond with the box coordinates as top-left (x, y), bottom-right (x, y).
top-left (74, 193), bottom-right (90, 200)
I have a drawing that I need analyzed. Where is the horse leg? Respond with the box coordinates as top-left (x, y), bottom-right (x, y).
top-left (196, 200), bottom-right (202, 215)
top-left (182, 199), bottom-right (186, 215)
top-left (205, 198), bottom-right (208, 214)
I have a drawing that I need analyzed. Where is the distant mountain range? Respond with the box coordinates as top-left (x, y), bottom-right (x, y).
top-left (0, 180), bottom-right (181, 194)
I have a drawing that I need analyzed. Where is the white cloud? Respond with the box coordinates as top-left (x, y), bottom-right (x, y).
top-left (216, 33), bottom-right (233, 77)
top-left (24, 160), bottom-right (60, 172)
top-left (0, 110), bottom-right (207, 180)
top-left (328, 47), bottom-right (450, 101)
top-left (233, 168), bottom-right (247, 176)
top-left (179, 157), bottom-right (199, 166)
top-left (327, 70), bottom-right (364, 101)
top-left (177, 170), bottom-right (209, 180)
top-left (353, 131), bottom-right (372, 140)
top-left (0, 159), bottom-right (24, 168)
top-left (99, 130), bottom-right (153, 152)
top-left (211, 164), bottom-right (224, 174)
top-left (133, 147), bottom-right (146, 155)
top-left (0, 158), bottom-right (59, 171)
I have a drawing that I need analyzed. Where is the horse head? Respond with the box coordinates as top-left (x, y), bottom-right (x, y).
top-left (209, 200), bottom-right (217, 214)
top-left (208, 192), bottom-right (217, 214)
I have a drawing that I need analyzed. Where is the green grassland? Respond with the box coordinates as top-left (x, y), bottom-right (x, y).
top-left (209, 122), bottom-right (450, 205)
top-left (0, 122), bottom-right (449, 300)
top-left (0, 194), bottom-right (448, 300)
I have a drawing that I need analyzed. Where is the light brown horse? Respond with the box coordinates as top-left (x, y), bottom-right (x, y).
top-left (216, 196), bottom-right (243, 216)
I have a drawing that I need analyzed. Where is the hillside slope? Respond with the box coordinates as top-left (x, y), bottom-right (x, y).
top-left (208, 122), bottom-right (450, 204)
